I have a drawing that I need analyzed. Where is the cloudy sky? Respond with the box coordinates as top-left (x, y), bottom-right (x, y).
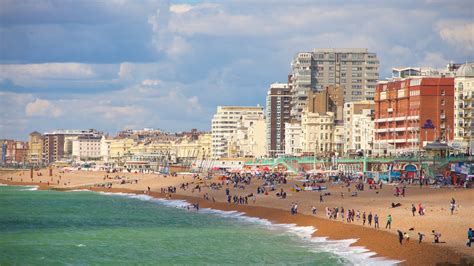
top-left (0, 0), bottom-right (473, 140)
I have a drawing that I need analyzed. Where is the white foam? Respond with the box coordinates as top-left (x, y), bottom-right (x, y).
top-left (20, 186), bottom-right (38, 191)
top-left (96, 191), bottom-right (401, 265)
top-left (66, 189), bottom-right (91, 192)
top-left (0, 183), bottom-right (8, 186)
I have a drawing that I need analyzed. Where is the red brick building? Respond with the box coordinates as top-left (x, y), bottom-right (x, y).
top-left (374, 77), bottom-right (454, 155)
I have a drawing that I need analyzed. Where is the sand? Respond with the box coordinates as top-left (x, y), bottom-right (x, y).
top-left (1, 168), bottom-right (473, 265)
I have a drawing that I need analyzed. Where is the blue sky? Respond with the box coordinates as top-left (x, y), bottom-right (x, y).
top-left (0, 0), bottom-right (473, 140)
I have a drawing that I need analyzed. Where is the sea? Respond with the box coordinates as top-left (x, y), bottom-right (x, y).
top-left (0, 185), bottom-right (397, 265)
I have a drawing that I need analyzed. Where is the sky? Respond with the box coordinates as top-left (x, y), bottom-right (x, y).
top-left (0, 0), bottom-right (473, 140)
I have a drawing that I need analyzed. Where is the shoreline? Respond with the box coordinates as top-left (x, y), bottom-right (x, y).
top-left (1, 179), bottom-right (470, 265)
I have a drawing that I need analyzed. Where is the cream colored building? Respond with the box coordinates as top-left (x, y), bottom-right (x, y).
top-left (301, 111), bottom-right (339, 155)
top-left (211, 106), bottom-right (264, 158)
top-left (227, 115), bottom-right (266, 158)
top-left (173, 133), bottom-right (212, 161)
top-left (109, 138), bottom-right (137, 161)
top-left (284, 123), bottom-right (302, 155)
top-left (28, 131), bottom-right (43, 165)
top-left (454, 63), bottom-right (474, 154)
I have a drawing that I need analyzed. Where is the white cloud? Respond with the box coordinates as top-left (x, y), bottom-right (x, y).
top-left (25, 98), bottom-right (63, 118)
top-left (118, 62), bottom-right (134, 80)
top-left (141, 79), bottom-right (161, 86)
top-left (436, 20), bottom-right (474, 54)
top-left (166, 36), bottom-right (191, 57)
top-left (170, 4), bottom-right (193, 14)
top-left (418, 52), bottom-right (450, 68)
top-left (0, 63), bottom-right (94, 80)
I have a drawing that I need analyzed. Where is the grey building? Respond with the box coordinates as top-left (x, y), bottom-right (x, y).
top-left (290, 48), bottom-right (379, 121)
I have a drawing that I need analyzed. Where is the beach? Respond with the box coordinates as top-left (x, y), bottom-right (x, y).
top-left (1, 168), bottom-right (473, 265)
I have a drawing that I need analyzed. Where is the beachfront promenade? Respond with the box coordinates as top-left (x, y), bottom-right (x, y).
top-left (248, 155), bottom-right (474, 175)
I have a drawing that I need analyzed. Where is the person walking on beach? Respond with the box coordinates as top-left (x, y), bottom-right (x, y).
top-left (320, 194), bottom-right (323, 202)
top-left (362, 212), bottom-right (366, 226)
top-left (418, 232), bottom-right (424, 244)
top-left (411, 204), bottom-right (416, 216)
top-left (374, 214), bottom-right (379, 228)
top-left (432, 230), bottom-right (441, 243)
top-left (386, 214), bottom-right (392, 229)
top-left (467, 228), bottom-right (473, 247)
top-left (450, 198), bottom-right (456, 215)
top-left (368, 212), bottom-right (373, 226)
top-left (397, 230), bottom-right (404, 244)
top-left (312, 206), bottom-right (317, 215)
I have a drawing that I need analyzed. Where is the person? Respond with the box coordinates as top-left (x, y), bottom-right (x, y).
top-left (320, 194), bottom-right (323, 202)
top-left (368, 212), bottom-right (373, 226)
top-left (411, 204), bottom-right (416, 216)
top-left (386, 214), bottom-right (392, 229)
top-left (397, 230), bottom-right (404, 244)
top-left (418, 232), bottom-right (424, 244)
top-left (432, 230), bottom-right (441, 243)
top-left (450, 201), bottom-right (456, 215)
top-left (312, 206), bottom-right (317, 215)
top-left (362, 212), bottom-right (366, 226)
top-left (404, 232), bottom-right (410, 242)
top-left (467, 228), bottom-right (473, 247)
top-left (374, 214), bottom-right (379, 228)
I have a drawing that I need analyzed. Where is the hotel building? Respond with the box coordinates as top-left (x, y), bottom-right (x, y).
top-left (374, 77), bottom-right (454, 155)
top-left (211, 106), bottom-right (264, 159)
top-left (453, 63), bottom-right (474, 154)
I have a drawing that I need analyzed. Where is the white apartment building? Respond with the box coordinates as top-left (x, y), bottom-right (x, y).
top-left (100, 136), bottom-right (114, 163)
top-left (72, 136), bottom-right (102, 161)
top-left (284, 123), bottom-right (302, 156)
top-left (211, 106), bottom-right (264, 159)
top-left (343, 101), bottom-right (375, 155)
top-left (344, 109), bottom-right (374, 154)
top-left (290, 52), bottom-right (314, 121)
top-left (454, 63), bottom-right (474, 154)
top-left (290, 48), bottom-right (379, 121)
top-left (227, 115), bottom-right (266, 158)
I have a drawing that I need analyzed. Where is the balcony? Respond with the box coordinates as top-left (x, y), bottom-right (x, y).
top-left (440, 114), bottom-right (446, 119)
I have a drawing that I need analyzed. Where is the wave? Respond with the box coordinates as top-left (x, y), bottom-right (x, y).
top-left (66, 189), bottom-right (92, 192)
top-left (20, 186), bottom-right (39, 191)
top-left (95, 191), bottom-right (400, 265)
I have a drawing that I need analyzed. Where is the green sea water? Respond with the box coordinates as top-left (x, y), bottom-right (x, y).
top-left (0, 185), bottom-right (390, 265)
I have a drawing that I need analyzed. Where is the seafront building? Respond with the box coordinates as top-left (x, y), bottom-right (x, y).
top-left (374, 77), bottom-right (454, 155)
top-left (453, 62), bottom-right (474, 154)
top-left (227, 114), bottom-right (266, 158)
top-left (28, 131), bottom-right (43, 165)
top-left (265, 82), bottom-right (291, 157)
top-left (284, 123), bottom-right (302, 156)
top-left (211, 106), bottom-right (264, 159)
top-left (0, 139), bottom-right (28, 164)
top-left (42, 129), bottom-right (103, 163)
top-left (301, 111), bottom-right (336, 155)
top-left (343, 101), bottom-right (375, 155)
top-left (290, 48), bottom-right (379, 121)
top-left (72, 136), bottom-right (102, 161)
